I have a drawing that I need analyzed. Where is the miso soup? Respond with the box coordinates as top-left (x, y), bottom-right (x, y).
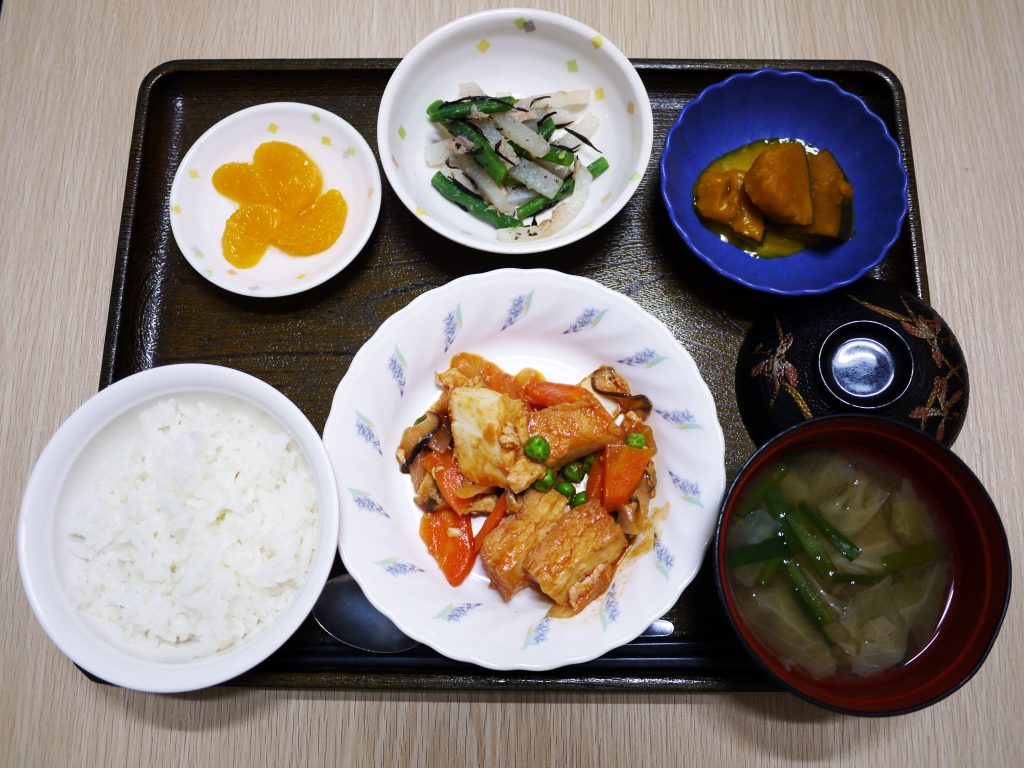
top-left (725, 448), bottom-right (951, 679)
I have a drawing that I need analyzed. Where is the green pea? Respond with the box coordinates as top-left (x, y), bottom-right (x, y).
top-left (625, 432), bottom-right (647, 449)
top-left (570, 491), bottom-right (588, 508)
top-left (562, 462), bottom-right (585, 482)
top-left (554, 481), bottom-right (576, 499)
top-left (533, 468), bottom-right (556, 492)
top-left (582, 453), bottom-right (597, 471)
top-left (524, 435), bottom-right (551, 462)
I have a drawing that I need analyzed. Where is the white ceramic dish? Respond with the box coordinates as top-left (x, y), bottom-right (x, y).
top-left (323, 269), bottom-right (725, 670)
top-left (377, 9), bottom-right (654, 254)
top-left (169, 102), bottom-right (381, 297)
top-left (18, 364), bottom-right (339, 693)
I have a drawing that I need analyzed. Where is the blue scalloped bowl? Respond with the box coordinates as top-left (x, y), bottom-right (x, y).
top-left (660, 69), bottom-right (908, 295)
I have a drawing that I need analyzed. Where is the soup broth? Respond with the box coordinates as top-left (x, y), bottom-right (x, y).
top-left (725, 448), bottom-right (951, 679)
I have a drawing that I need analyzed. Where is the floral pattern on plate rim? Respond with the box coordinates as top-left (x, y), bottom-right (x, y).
top-left (435, 603), bottom-right (482, 623)
top-left (348, 487), bottom-right (389, 519)
top-left (522, 616), bottom-right (551, 648)
top-left (355, 411), bottom-right (383, 455)
top-left (328, 269), bottom-right (725, 670)
top-left (668, 471), bottom-right (702, 507)
top-left (375, 557), bottom-right (424, 576)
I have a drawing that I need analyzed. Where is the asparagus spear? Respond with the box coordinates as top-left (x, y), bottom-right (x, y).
top-left (427, 96), bottom-right (516, 121)
top-left (726, 535), bottom-right (789, 567)
top-left (757, 556), bottom-right (782, 587)
top-left (430, 172), bottom-right (520, 229)
top-left (537, 115), bottom-right (556, 140)
top-left (443, 120), bottom-right (509, 184)
top-left (782, 561), bottom-right (835, 628)
top-left (798, 501), bottom-right (862, 562)
top-left (881, 541), bottom-right (947, 572)
top-left (515, 157), bottom-right (609, 220)
top-left (833, 571), bottom-right (885, 586)
top-left (781, 500), bottom-right (838, 582)
top-left (735, 463), bottom-right (789, 518)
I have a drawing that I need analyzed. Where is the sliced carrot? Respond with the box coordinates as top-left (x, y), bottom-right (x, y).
top-left (603, 443), bottom-right (654, 510)
top-left (472, 493), bottom-right (508, 554)
top-left (421, 450), bottom-right (472, 514)
top-left (419, 509), bottom-right (475, 586)
top-left (522, 381), bottom-right (593, 408)
top-left (586, 453), bottom-right (606, 503)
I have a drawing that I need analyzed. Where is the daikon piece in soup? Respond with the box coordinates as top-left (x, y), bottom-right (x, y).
top-left (724, 448), bottom-right (951, 679)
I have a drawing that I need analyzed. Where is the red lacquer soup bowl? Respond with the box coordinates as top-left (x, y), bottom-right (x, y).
top-left (714, 415), bottom-right (1010, 715)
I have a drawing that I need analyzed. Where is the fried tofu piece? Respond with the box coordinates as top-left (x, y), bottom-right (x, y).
top-left (449, 386), bottom-right (545, 492)
top-left (743, 142), bottom-right (813, 225)
top-left (694, 168), bottom-right (766, 242)
top-left (480, 490), bottom-right (569, 601)
top-left (524, 500), bottom-right (627, 611)
top-left (529, 398), bottom-right (621, 467)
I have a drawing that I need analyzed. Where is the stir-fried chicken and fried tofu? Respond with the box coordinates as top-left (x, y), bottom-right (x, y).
top-left (480, 489), bottom-right (568, 601)
top-left (449, 387), bottom-right (546, 493)
top-left (396, 353), bottom-right (659, 616)
top-left (523, 499), bottom-right (627, 612)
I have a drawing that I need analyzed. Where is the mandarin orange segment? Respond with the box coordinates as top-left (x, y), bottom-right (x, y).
top-left (253, 141), bottom-right (323, 215)
top-left (222, 203), bottom-right (281, 268)
top-left (272, 189), bottom-right (348, 256)
top-left (212, 162), bottom-right (273, 205)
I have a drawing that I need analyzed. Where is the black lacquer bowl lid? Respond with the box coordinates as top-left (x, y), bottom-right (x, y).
top-left (736, 279), bottom-right (969, 446)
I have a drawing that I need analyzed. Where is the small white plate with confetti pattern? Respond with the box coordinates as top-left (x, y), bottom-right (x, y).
top-left (323, 269), bottom-right (725, 670)
top-left (168, 102), bottom-right (381, 297)
top-left (377, 9), bottom-right (654, 254)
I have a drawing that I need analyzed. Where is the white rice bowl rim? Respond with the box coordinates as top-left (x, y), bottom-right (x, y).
top-left (17, 364), bottom-right (339, 693)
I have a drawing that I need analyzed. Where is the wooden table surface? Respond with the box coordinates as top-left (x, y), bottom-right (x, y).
top-left (2, 1), bottom-right (1021, 765)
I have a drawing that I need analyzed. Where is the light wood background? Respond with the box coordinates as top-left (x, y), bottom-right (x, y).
top-left (2, 1), bottom-right (1021, 765)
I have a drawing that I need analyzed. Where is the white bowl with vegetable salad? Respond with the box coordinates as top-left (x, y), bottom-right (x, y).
top-left (377, 9), bottom-right (654, 254)
top-left (18, 364), bottom-right (339, 693)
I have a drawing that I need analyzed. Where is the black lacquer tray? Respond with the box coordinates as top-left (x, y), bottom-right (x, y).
top-left (100, 58), bottom-right (926, 690)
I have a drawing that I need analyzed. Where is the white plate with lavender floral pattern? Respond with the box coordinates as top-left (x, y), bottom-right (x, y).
top-left (322, 269), bottom-right (725, 670)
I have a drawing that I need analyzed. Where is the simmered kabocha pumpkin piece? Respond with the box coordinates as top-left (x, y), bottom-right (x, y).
top-left (221, 204), bottom-right (281, 269)
top-left (694, 168), bottom-right (766, 243)
top-left (743, 142), bottom-right (813, 225)
top-left (799, 150), bottom-right (854, 238)
top-left (273, 189), bottom-right (349, 256)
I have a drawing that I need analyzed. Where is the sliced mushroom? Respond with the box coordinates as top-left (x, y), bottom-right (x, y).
top-left (591, 365), bottom-right (630, 395)
top-left (396, 412), bottom-right (443, 472)
top-left (617, 462), bottom-right (657, 536)
top-left (427, 422), bottom-right (452, 454)
top-left (410, 454), bottom-right (447, 511)
top-left (590, 366), bottom-right (653, 420)
top-left (617, 501), bottom-right (642, 536)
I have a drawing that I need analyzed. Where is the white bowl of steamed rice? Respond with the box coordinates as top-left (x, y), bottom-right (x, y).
top-left (17, 364), bottom-right (339, 693)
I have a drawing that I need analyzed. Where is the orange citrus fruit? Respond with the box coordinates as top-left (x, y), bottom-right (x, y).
top-left (213, 141), bottom-right (346, 267)
top-left (273, 189), bottom-right (348, 256)
top-left (211, 162), bottom-right (273, 205)
top-left (221, 204), bottom-right (281, 268)
top-left (253, 141), bottom-right (322, 215)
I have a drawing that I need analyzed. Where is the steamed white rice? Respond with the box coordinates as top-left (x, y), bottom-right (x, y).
top-left (62, 396), bottom-right (318, 660)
